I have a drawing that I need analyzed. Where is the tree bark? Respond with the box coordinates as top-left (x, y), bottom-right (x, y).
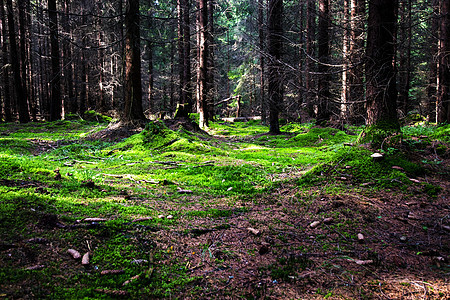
top-left (316, 0), bottom-right (331, 124)
top-left (123, 0), bottom-right (146, 123)
top-left (48, 0), bottom-right (62, 121)
top-left (348, 0), bottom-right (365, 124)
top-left (6, 0), bottom-right (29, 123)
top-left (267, 0), bottom-right (283, 134)
top-left (198, 0), bottom-right (209, 128)
top-left (398, 0), bottom-right (412, 118)
top-left (0, 0), bottom-right (12, 121)
top-left (258, 0), bottom-right (266, 124)
top-left (305, 0), bottom-right (315, 117)
top-left (364, 0), bottom-right (399, 141)
top-left (428, 0), bottom-right (439, 122)
top-left (437, 0), bottom-right (450, 123)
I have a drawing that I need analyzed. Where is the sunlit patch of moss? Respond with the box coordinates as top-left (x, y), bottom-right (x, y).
top-left (298, 146), bottom-right (421, 188)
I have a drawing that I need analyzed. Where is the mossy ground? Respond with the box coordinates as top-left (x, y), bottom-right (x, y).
top-left (0, 119), bottom-right (448, 299)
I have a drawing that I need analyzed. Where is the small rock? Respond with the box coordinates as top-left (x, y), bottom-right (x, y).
top-left (227, 187), bottom-right (233, 191)
top-left (158, 215), bottom-right (165, 219)
top-left (371, 153), bottom-right (384, 159)
top-left (400, 236), bottom-right (407, 242)
top-left (323, 217), bottom-right (333, 224)
top-left (310, 221), bottom-right (321, 228)
top-left (357, 233), bottom-right (365, 243)
top-left (247, 227), bottom-right (261, 236)
top-left (68, 249), bottom-right (81, 259)
top-left (344, 166), bottom-right (352, 169)
top-left (409, 178), bottom-right (420, 183)
top-left (166, 215), bottom-right (174, 219)
top-left (82, 252), bottom-right (90, 265)
top-left (392, 166), bottom-right (404, 171)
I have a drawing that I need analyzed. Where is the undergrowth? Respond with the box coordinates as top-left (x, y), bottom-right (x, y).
top-left (0, 117), bottom-right (447, 298)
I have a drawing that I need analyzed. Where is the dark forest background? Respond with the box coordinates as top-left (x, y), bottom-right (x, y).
top-left (0, 0), bottom-right (449, 132)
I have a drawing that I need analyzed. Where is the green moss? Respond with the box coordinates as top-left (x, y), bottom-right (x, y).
top-left (358, 121), bottom-right (401, 148)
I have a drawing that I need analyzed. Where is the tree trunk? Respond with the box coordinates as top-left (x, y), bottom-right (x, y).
top-left (437, 0), bottom-right (450, 123)
top-left (316, 0), bottom-right (331, 124)
top-left (305, 0), bottom-right (315, 117)
top-left (48, 0), bottom-right (62, 121)
top-left (363, 0), bottom-right (399, 145)
top-left (123, 0), bottom-right (146, 123)
top-left (6, 0), bottom-right (29, 123)
top-left (398, 0), bottom-right (412, 118)
top-left (258, 0), bottom-right (266, 123)
top-left (341, 0), bottom-right (350, 121)
top-left (198, 0), bottom-right (209, 128)
top-left (0, 0), bottom-right (12, 122)
top-left (62, 0), bottom-right (75, 114)
top-left (267, 0), bottom-right (283, 134)
top-left (427, 0), bottom-right (439, 122)
top-left (348, 0), bottom-right (365, 124)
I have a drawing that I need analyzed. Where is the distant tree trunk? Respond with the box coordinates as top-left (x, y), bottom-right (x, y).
top-left (348, 0), bottom-right (365, 124)
top-left (297, 1), bottom-right (305, 116)
top-left (62, 0), bottom-right (75, 114)
top-left (258, 0), bottom-right (266, 123)
top-left (198, 0), bottom-right (209, 128)
top-left (363, 0), bottom-right (399, 143)
top-left (48, 0), bottom-right (62, 121)
top-left (176, 0), bottom-right (192, 118)
top-left (305, 0), bottom-right (315, 117)
top-left (398, 0), bottom-right (412, 118)
top-left (6, 0), bottom-right (29, 123)
top-left (207, 0), bottom-right (214, 120)
top-left (147, 0), bottom-right (154, 113)
top-left (123, 0), bottom-right (146, 123)
top-left (316, 0), bottom-right (331, 124)
top-left (96, 1), bottom-right (105, 112)
top-left (427, 0), bottom-right (439, 122)
top-left (170, 20), bottom-right (175, 115)
top-left (341, 0), bottom-right (350, 121)
top-left (267, 0), bottom-right (283, 134)
top-left (437, 0), bottom-right (450, 123)
top-left (0, 0), bottom-right (12, 122)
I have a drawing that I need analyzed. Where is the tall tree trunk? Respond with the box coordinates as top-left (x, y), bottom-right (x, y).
top-left (267, 0), bottom-right (283, 134)
top-left (176, 0), bottom-right (192, 118)
top-left (0, 0), bottom-right (12, 122)
top-left (348, 0), bottom-right (365, 124)
top-left (305, 0), bottom-right (315, 117)
top-left (398, 0), bottom-right (412, 118)
top-left (341, 0), bottom-right (350, 121)
top-left (96, 1), bottom-right (105, 112)
top-left (123, 0), bottom-right (146, 123)
top-left (258, 0), bottom-right (266, 123)
top-left (198, 0), bottom-right (209, 128)
top-left (147, 0), bottom-right (153, 114)
top-left (364, 0), bottom-right (399, 143)
top-left (207, 0), bottom-right (214, 121)
top-left (316, 0), bottom-right (331, 124)
top-left (6, 0), bottom-right (29, 123)
top-left (48, 0), bottom-right (62, 121)
top-left (437, 0), bottom-right (450, 123)
top-left (63, 0), bottom-right (75, 114)
top-left (428, 0), bottom-right (439, 122)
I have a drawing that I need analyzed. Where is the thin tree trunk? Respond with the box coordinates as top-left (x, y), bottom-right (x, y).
top-left (97, 1), bottom-right (105, 112)
top-left (123, 0), bottom-right (146, 123)
top-left (267, 0), bottom-right (283, 134)
top-left (348, 0), bottom-right (365, 124)
top-left (63, 0), bottom-right (75, 114)
top-left (305, 0), bottom-right (315, 117)
top-left (437, 0), bottom-right (450, 123)
top-left (6, 0), bottom-right (29, 123)
top-left (198, 0), bottom-right (209, 128)
top-left (316, 0), bottom-right (331, 124)
top-left (0, 0), bottom-right (12, 122)
top-left (341, 0), bottom-right (350, 121)
top-left (428, 0), bottom-right (439, 122)
top-left (49, 0), bottom-right (61, 121)
top-left (398, 0), bottom-right (412, 118)
top-left (259, 0), bottom-right (266, 123)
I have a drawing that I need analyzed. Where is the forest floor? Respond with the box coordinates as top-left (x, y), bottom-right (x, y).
top-left (0, 117), bottom-right (449, 299)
